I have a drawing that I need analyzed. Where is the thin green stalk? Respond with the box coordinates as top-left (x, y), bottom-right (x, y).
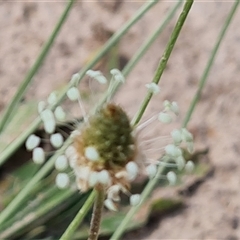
top-left (0, 188), bottom-right (74, 239)
top-left (0, 137), bottom-right (72, 227)
top-left (111, 1), bottom-right (194, 239)
top-left (60, 191), bottom-right (96, 240)
top-left (110, 163), bottom-right (165, 240)
top-left (182, 0), bottom-right (240, 127)
top-left (0, 0), bottom-right (158, 168)
top-left (0, 0), bottom-right (75, 133)
top-left (131, 0), bottom-right (193, 126)
top-left (98, 0), bottom-right (182, 106)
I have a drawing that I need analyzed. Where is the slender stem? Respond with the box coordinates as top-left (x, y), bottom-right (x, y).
top-left (60, 191), bottom-right (96, 240)
top-left (111, 1), bottom-right (194, 239)
top-left (97, 0), bottom-right (182, 107)
top-left (182, 0), bottom-right (240, 127)
top-left (0, 0), bottom-right (158, 168)
top-left (88, 188), bottom-right (105, 240)
top-left (0, 0), bottom-right (75, 133)
top-left (131, 0), bottom-right (192, 126)
top-left (0, 188), bottom-right (74, 239)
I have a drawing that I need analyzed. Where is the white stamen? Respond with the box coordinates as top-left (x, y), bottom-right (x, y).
top-left (65, 146), bottom-right (77, 168)
top-left (47, 92), bottom-right (57, 105)
top-left (70, 73), bottom-right (80, 84)
top-left (55, 173), bottom-right (70, 189)
top-left (55, 155), bottom-right (68, 171)
top-left (163, 100), bottom-right (171, 110)
top-left (145, 82), bottom-right (160, 95)
top-left (165, 144), bottom-right (182, 157)
top-left (171, 129), bottom-right (182, 145)
top-left (146, 164), bottom-right (157, 178)
top-left (166, 171), bottom-right (177, 185)
top-left (32, 147), bottom-right (45, 164)
top-left (43, 119), bottom-right (56, 134)
top-left (38, 101), bottom-right (46, 113)
top-left (185, 161), bottom-right (194, 173)
top-left (75, 166), bottom-right (90, 180)
top-left (130, 194), bottom-right (141, 206)
top-left (85, 146), bottom-right (99, 161)
top-left (54, 106), bottom-right (66, 121)
top-left (158, 112), bottom-right (172, 123)
top-left (176, 156), bottom-right (186, 170)
top-left (25, 134), bottom-right (40, 151)
top-left (171, 101), bottom-right (179, 115)
top-left (67, 87), bottom-right (79, 101)
top-left (97, 170), bottom-right (110, 185)
top-left (104, 199), bottom-right (117, 211)
top-left (88, 171), bottom-right (98, 187)
top-left (187, 141), bottom-right (194, 153)
top-left (126, 161), bottom-right (139, 181)
top-left (86, 70), bottom-right (107, 84)
top-left (107, 185), bottom-right (121, 202)
top-left (41, 109), bottom-right (56, 134)
top-left (181, 128), bottom-right (193, 142)
top-left (50, 133), bottom-right (64, 148)
top-left (110, 68), bottom-right (125, 83)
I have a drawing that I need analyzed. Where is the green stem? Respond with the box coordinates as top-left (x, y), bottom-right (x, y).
top-left (0, 0), bottom-right (158, 168)
top-left (0, 188), bottom-right (74, 239)
top-left (60, 191), bottom-right (96, 240)
top-left (0, 137), bottom-right (72, 227)
top-left (182, 0), bottom-right (240, 127)
top-left (98, 0), bottom-right (182, 107)
top-left (88, 188), bottom-right (105, 240)
top-left (0, 0), bottom-right (75, 133)
top-left (131, 0), bottom-right (192, 126)
top-left (111, 1), bottom-right (194, 239)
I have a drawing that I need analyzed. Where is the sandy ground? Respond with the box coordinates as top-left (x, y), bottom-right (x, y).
top-left (1, 1), bottom-right (240, 239)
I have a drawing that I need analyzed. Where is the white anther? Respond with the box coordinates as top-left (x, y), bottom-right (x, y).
top-left (86, 70), bottom-right (107, 84)
top-left (25, 134), bottom-right (41, 151)
top-left (166, 171), bottom-right (177, 185)
top-left (176, 156), bottom-right (186, 170)
top-left (50, 133), bottom-right (64, 148)
top-left (126, 161), bottom-right (139, 181)
top-left (67, 87), bottom-right (79, 101)
top-left (75, 166), bottom-right (90, 180)
top-left (55, 155), bottom-right (68, 171)
top-left (185, 161), bottom-right (194, 173)
top-left (43, 119), bottom-right (56, 134)
top-left (171, 129), bottom-right (182, 145)
top-left (47, 92), bottom-right (57, 105)
top-left (97, 170), bottom-right (110, 185)
top-left (32, 147), bottom-right (45, 164)
top-left (163, 100), bottom-right (171, 110)
top-left (181, 128), bottom-right (193, 142)
top-left (145, 82), bottom-right (160, 95)
top-left (70, 73), bottom-right (80, 84)
top-left (55, 173), bottom-right (70, 189)
top-left (165, 144), bottom-right (182, 157)
top-left (130, 194), bottom-right (141, 206)
top-left (85, 146), bottom-right (99, 161)
top-left (110, 69), bottom-right (125, 83)
top-left (54, 106), bottom-right (66, 121)
top-left (187, 142), bottom-right (194, 154)
top-left (38, 101), bottom-right (46, 113)
top-left (107, 185), bottom-right (121, 202)
top-left (88, 171), bottom-right (98, 187)
top-left (65, 146), bottom-right (77, 168)
top-left (104, 199), bottom-right (117, 211)
top-left (40, 109), bottom-right (55, 122)
top-left (146, 164), bottom-right (157, 178)
top-left (170, 101), bottom-right (179, 115)
top-left (158, 112), bottom-right (172, 123)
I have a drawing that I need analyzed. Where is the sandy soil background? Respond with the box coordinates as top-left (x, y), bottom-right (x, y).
top-left (1, 1), bottom-right (240, 239)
